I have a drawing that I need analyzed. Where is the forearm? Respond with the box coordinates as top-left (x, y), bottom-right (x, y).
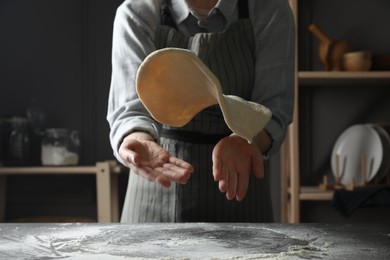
top-left (230, 129), bottom-right (272, 157)
top-left (250, 0), bottom-right (295, 156)
top-left (108, 1), bottom-right (161, 163)
top-left (252, 129), bottom-right (272, 156)
top-left (125, 131), bottom-right (155, 142)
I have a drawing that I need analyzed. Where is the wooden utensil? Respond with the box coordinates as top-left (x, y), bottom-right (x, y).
top-left (309, 23), bottom-right (352, 71)
top-left (309, 23), bottom-right (332, 70)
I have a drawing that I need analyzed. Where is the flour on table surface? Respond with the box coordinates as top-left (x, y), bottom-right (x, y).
top-left (0, 223), bottom-right (333, 260)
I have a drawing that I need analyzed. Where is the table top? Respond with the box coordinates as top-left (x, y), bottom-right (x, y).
top-left (0, 223), bottom-right (389, 259)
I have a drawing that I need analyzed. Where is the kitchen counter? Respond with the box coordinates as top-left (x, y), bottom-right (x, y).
top-left (0, 223), bottom-right (389, 259)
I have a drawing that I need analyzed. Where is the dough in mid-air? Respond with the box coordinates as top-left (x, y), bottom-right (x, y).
top-left (136, 48), bottom-right (272, 143)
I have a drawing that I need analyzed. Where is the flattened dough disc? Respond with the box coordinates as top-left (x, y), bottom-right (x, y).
top-left (136, 48), bottom-right (272, 143)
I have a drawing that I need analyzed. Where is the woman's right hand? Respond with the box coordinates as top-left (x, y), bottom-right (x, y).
top-left (119, 132), bottom-right (194, 188)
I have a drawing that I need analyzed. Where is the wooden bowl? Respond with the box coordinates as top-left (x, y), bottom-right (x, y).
top-left (343, 59), bottom-right (372, 71)
top-left (343, 50), bottom-right (372, 61)
top-left (342, 51), bottom-right (372, 71)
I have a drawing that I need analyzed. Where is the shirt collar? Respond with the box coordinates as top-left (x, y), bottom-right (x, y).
top-left (170, 0), bottom-right (239, 24)
top-left (216, 0), bottom-right (239, 20)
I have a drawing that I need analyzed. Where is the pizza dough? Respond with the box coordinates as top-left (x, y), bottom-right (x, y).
top-left (136, 48), bottom-right (272, 143)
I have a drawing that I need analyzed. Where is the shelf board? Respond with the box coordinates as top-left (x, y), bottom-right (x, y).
top-left (298, 71), bottom-right (390, 85)
top-left (288, 186), bottom-right (334, 201)
top-left (0, 161), bottom-right (123, 175)
top-left (0, 165), bottom-right (98, 175)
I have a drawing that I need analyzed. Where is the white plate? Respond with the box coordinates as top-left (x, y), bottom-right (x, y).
top-left (369, 124), bottom-right (390, 182)
top-left (331, 124), bottom-right (383, 186)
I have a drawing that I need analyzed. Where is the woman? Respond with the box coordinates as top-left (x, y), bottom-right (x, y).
top-left (107, 0), bottom-right (295, 222)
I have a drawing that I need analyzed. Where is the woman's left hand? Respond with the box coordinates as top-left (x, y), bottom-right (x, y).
top-left (212, 135), bottom-right (264, 201)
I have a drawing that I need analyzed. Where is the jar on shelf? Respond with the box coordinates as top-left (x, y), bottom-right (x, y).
top-left (7, 117), bottom-right (33, 166)
top-left (41, 128), bottom-right (80, 166)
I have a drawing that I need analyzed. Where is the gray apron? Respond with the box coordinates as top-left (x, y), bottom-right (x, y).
top-left (121, 0), bottom-right (273, 223)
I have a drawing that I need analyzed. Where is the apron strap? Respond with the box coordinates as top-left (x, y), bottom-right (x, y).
top-left (238, 0), bottom-right (249, 19)
top-left (160, 0), bottom-right (177, 29)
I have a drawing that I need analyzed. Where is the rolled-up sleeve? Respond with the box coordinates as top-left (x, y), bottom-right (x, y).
top-left (107, 0), bottom-right (162, 164)
top-left (250, 0), bottom-right (295, 156)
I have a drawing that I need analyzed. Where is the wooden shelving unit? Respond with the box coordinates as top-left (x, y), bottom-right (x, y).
top-left (282, 71), bottom-right (390, 223)
top-left (0, 161), bottom-right (124, 223)
top-left (281, 0), bottom-right (390, 223)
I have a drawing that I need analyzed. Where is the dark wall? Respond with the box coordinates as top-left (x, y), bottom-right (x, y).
top-left (0, 0), bottom-right (122, 164)
top-left (299, 0), bottom-right (390, 71)
top-left (0, 0), bottom-right (123, 221)
top-left (1, 1), bottom-right (85, 129)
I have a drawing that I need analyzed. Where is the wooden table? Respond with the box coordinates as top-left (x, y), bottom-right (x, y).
top-left (0, 223), bottom-right (389, 259)
top-left (0, 161), bottom-right (124, 223)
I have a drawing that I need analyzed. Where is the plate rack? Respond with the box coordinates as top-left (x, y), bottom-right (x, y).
top-left (319, 154), bottom-right (390, 191)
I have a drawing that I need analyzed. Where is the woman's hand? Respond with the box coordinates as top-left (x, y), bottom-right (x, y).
top-left (212, 135), bottom-right (264, 201)
top-left (119, 132), bottom-right (194, 188)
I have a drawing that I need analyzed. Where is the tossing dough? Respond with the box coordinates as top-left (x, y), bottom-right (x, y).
top-left (136, 48), bottom-right (272, 143)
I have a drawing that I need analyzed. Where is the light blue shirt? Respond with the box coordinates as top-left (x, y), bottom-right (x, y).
top-left (107, 0), bottom-right (295, 162)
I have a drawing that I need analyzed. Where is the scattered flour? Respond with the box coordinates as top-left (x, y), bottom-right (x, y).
top-left (0, 224), bottom-right (332, 260)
